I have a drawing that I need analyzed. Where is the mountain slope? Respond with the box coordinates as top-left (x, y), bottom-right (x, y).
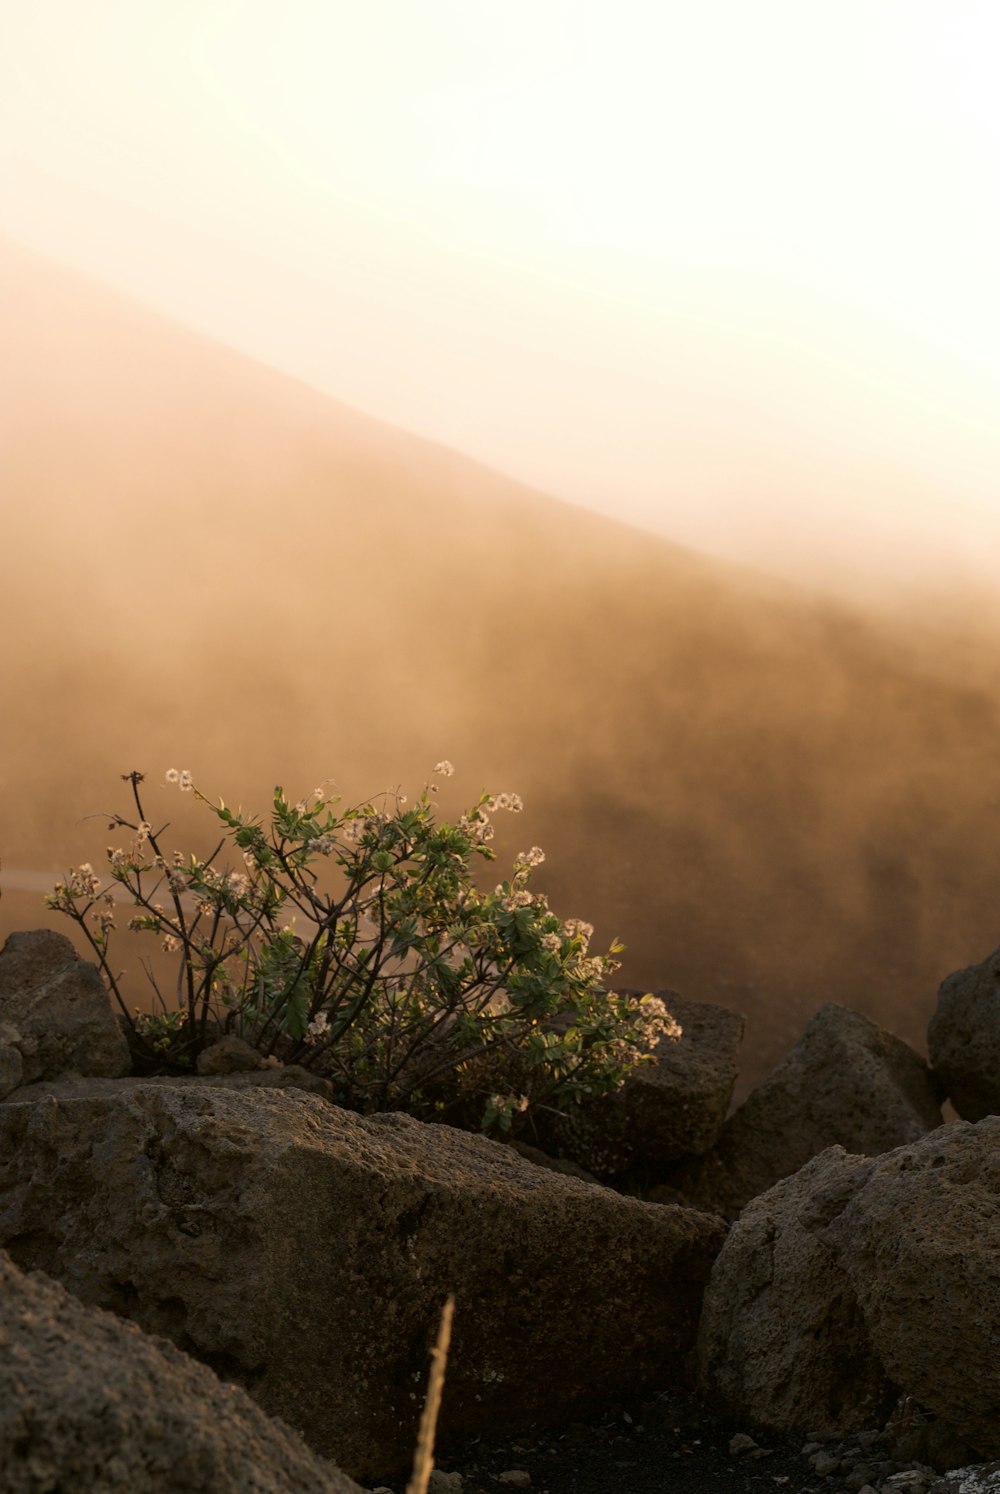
top-left (3, 238), bottom-right (1000, 1092)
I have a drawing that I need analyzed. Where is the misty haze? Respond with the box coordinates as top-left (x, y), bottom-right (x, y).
top-left (3, 238), bottom-right (1000, 1099)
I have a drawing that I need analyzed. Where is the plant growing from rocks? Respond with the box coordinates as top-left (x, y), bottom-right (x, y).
top-left (47, 767), bottom-right (678, 1132)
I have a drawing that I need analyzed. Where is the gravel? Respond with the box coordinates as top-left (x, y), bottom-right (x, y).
top-left (360, 1391), bottom-right (998, 1494)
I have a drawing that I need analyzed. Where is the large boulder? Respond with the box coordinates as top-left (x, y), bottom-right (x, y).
top-left (0, 929), bottom-right (130, 1082)
top-left (4, 1067), bottom-right (336, 1106)
top-left (0, 1248), bottom-right (361, 1493)
top-left (697, 1118), bottom-right (1000, 1459)
top-left (0, 1081), bottom-right (726, 1482)
top-left (821, 1117), bottom-right (1000, 1459)
top-left (928, 945), bottom-right (1000, 1120)
top-left (697, 1146), bottom-right (897, 1434)
top-left (669, 1003), bottom-right (942, 1218)
top-left (531, 994), bottom-right (743, 1179)
top-left (0, 1021), bottom-right (24, 1099)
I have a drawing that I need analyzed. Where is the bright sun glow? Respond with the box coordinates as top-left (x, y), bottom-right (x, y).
top-left (2, 0), bottom-right (1000, 589)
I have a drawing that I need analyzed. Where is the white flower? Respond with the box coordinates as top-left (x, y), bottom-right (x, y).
top-left (515, 846), bottom-right (545, 871)
top-left (306, 1011), bottom-right (331, 1041)
top-left (493, 792), bottom-right (524, 813)
top-left (499, 889), bottom-right (534, 911)
top-left (633, 994), bottom-right (683, 1048)
top-left (460, 812), bottom-right (494, 844)
top-left (434, 760), bottom-right (455, 777)
top-left (68, 864), bottom-right (101, 898)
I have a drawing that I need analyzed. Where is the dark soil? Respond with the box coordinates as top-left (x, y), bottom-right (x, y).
top-left (441, 1390), bottom-right (858, 1494)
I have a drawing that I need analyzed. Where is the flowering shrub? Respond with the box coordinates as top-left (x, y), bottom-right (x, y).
top-left (47, 767), bottom-right (680, 1133)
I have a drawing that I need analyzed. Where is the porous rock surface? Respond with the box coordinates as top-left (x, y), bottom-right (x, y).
top-left (0, 929), bottom-right (130, 1083)
top-left (195, 1033), bottom-right (267, 1074)
top-left (0, 1248), bottom-right (361, 1493)
top-left (697, 1145), bottom-right (897, 1433)
top-left (0, 1081), bottom-right (726, 1481)
top-left (821, 1117), bottom-right (1000, 1459)
top-left (4, 1066), bottom-right (334, 1104)
top-left (698, 1119), bottom-right (1000, 1460)
top-left (533, 993), bottom-right (743, 1178)
top-left (927, 944), bottom-right (1000, 1120)
top-left (0, 1020), bottom-right (24, 1099)
top-left (669, 1002), bottom-right (942, 1218)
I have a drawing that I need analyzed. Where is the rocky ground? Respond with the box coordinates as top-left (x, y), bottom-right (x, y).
top-left (445, 1393), bottom-right (842, 1493)
top-left (424, 1390), bottom-right (984, 1494)
top-left (5, 931), bottom-right (1000, 1494)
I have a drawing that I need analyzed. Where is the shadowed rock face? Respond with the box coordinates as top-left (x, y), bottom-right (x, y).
top-left (0, 930), bottom-right (131, 1085)
top-left (701, 1119), bottom-right (1000, 1463)
top-left (531, 993), bottom-right (744, 1178)
top-left (4, 238), bottom-right (1000, 1096)
top-left (928, 945), bottom-right (1000, 1120)
top-left (667, 1003), bottom-right (942, 1219)
top-left (0, 1082), bottom-right (725, 1480)
top-left (821, 1119), bottom-right (1000, 1460)
top-left (0, 1249), bottom-right (362, 1494)
top-left (696, 1147), bottom-right (896, 1436)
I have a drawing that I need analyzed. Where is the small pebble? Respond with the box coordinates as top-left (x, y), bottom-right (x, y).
top-left (729, 1433), bottom-right (759, 1455)
top-left (498, 1473), bottom-right (531, 1488)
top-left (428, 1472), bottom-right (463, 1493)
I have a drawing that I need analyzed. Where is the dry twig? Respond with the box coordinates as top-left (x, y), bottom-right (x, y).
top-left (406, 1294), bottom-right (455, 1494)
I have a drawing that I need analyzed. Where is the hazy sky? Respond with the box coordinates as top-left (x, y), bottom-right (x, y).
top-left (3, 0), bottom-right (1000, 590)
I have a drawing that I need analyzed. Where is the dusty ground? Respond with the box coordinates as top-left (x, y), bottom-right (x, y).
top-left (442, 1389), bottom-right (850, 1494)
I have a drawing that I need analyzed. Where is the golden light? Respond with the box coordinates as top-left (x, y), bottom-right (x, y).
top-left (2, 0), bottom-right (999, 589)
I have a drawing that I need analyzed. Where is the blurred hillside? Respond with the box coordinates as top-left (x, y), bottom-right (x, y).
top-left (3, 238), bottom-right (999, 1096)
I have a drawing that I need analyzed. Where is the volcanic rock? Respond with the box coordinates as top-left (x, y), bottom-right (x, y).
top-left (669, 1003), bottom-right (942, 1218)
top-left (928, 945), bottom-right (1000, 1120)
top-left (0, 1081), bottom-right (725, 1481)
top-left (821, 1117), bottom-right (1000, 1459)
top-left (697, 1145), bottom-right (896, 1433)
top-left (532, 993), bottom-right (743, 1178)
top-left (0, 1247), bottom-right (361, 1493)
top-left (0, 929), bottom-right (130, 1083)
